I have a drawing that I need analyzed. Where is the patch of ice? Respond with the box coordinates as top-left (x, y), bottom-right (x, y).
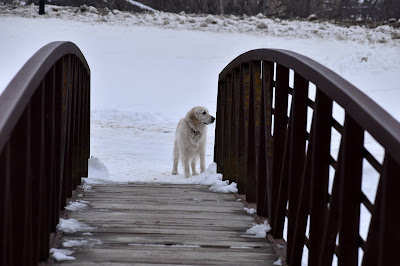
top-left (56, 218), bottom-right (94, 233)
top-left (49, 248), bottom-right (75, 261)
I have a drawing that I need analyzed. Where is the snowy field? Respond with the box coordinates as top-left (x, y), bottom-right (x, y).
top-left (1, 4), bottom-right (400, 264)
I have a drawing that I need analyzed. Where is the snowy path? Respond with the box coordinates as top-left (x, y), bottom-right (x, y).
top-left (56, 184), bottom-right (278, 265)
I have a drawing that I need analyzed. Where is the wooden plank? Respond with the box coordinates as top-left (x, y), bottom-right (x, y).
top-left (61, 247), bottom-right (277, 265)
top-left (57, 184), bottom-right (278, 265)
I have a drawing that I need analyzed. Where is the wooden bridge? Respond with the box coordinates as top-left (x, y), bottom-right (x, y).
top-left (1, 41), bottom-right (399, 265)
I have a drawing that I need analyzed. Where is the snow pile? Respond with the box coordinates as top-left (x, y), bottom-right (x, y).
top-left (56, 218), bottom-right (94, 233)
top-left (189, 163), bottom-right (238, 193)
top-left (243, 207), bottom-right (257, 215)
top-left (209, 180), bottom-right (238, 193)
top-left (88, 156), bottom-right (110, 179)
top-left (242, 221), bottom-right (272, 238)
top-left (65, 201), bottom-right (88, 211)
top-left (49, 248), bottom-right (75, 261)
top-left (0, 4), bottom-right (398, 47)
top-left (80, 183), bottom-right (93, 192)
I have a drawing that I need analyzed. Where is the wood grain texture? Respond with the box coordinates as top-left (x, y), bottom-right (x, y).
top-left (56, 184), bottom-right (278, 265)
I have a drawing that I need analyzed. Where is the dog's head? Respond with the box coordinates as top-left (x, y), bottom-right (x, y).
top-left (187, 106), bottom-right (215, 125)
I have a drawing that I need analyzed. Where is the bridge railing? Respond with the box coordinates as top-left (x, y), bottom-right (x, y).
top-left (0, 41), bottom-right (90, 265)
top-left (214, 49), bottom-right (400, 265)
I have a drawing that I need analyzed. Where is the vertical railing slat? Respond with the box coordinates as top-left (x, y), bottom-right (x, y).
top-left (270, 64), bottom-right (290, 237)
top-left (286, 73), bottom-right (309, 264)
top-left (308, 89), bottom-right (333, 265)
top-left (43, 64), bottom-right (56, 259)
top-left (338, 114), bottom-right (364, 265)
top-left (230, 68), bottom-right (241, 184)
top-left (30, 83), bottom-right (46, 264)
top-left (216, 80), bottom-right (225, 174)
top-left (246, 61), bottom-right (262, 202)
top-left (222, 73), bottom-right (232, 181)
top-left (0, 145), bottom-right (11, 265)
top-left (257, 60), bottom-right (274, 217)
top-left (237, 63), bottom-right (250, 194)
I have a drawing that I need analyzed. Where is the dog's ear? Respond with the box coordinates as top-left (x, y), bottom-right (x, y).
top-left (187, 108), bottom-right (198, 122)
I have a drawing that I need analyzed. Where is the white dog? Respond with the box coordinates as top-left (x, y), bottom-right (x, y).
top-left (172, 106), bottom-right (215, 178)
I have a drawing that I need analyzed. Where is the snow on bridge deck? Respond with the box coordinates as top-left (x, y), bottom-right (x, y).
top-left (54, 184), bottom-right (279, 265)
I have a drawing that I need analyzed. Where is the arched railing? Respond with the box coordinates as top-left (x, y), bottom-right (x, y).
top-left (0, 41), bottom-right (90, 265)
top-left (214, 49), bottom-right (400, 265)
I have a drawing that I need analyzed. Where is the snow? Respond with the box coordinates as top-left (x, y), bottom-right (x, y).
top-left (242, 221), bottom-right (272, 238)
top-left (1, 5), bottom-right (399, 266)
top-left (64, 201), bottom-right (88, 211)
top-left (62, 240), bottom-right (87, 247)
top-left (49, 248), bottom-right (75, 261)
top-left (125, 0), bottom-right (157, 12)
top-left (56, 218), bottom-right (94, 233)
top-left (129, 243), bottom-right (201, 248)
top-left (274, 258), bottom-right (283, 265)
top-left (243, 207), bottom-right (257, 215)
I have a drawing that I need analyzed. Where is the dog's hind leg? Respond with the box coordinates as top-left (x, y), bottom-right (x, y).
top-left (200, 149), bottom-right (206, 173)
top-left (172, 140), bottom-right (179, 175)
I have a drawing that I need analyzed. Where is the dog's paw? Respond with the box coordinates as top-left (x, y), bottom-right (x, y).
top-left (192, 172), bottom-right (199, 176)
top-left (172, 170), bottom-right (178, 175)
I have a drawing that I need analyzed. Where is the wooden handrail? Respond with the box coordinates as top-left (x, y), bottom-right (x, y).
top-left (0, 41), bottom-right (90, 265)
top-left (214, 49), bottom-right (400, 265)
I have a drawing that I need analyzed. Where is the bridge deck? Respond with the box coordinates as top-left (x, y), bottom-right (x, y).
top-left (55, 184), bottom-right (278, 265)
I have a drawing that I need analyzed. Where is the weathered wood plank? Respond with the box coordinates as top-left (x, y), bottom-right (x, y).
top-left (56, 184), bottom-right (278, 265)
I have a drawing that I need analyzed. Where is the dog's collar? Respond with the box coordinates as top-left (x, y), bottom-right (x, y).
top-left (187, 122), bottom-right (201, 136)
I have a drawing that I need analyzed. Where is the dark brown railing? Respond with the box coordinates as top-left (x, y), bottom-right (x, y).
top-left (0, 41), bottom-right (90, 265)
top-left (214, 49), bottom-right (400, 265)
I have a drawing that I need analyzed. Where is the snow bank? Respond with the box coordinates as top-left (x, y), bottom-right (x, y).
top-left (242, 221), bottom-right (272, 238)
top-left (0, 4), bottom-right (398, 47)
top-left (49, 248), bottom-right (75, 261)
top-left (56, 218), bottom-right (94, 233)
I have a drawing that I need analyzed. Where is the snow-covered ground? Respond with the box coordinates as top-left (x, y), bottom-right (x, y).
top-left (1, 4), bottom-right (399, 265)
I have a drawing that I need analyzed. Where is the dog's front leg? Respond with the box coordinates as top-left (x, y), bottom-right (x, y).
top-left (191, 158), bottom-right (199, 176)
top-left (183, 156), bottom-right (191, 178)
